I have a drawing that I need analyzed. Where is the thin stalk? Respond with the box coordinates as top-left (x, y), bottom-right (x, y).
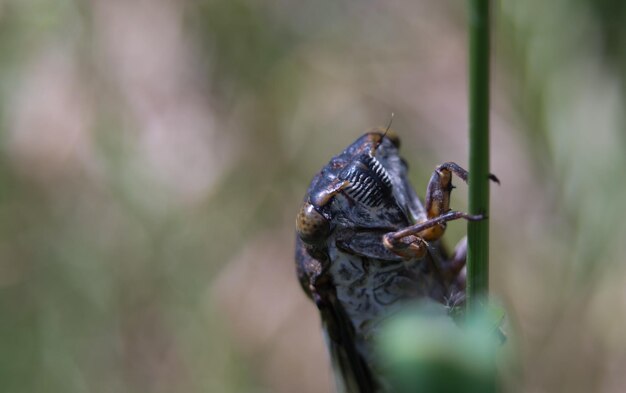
top-left (467, 0), bottom-right (492, 313)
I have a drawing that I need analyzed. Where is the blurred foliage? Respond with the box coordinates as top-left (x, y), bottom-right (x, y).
top-left (0, 0), bottom-right (625, 393)
top-left (376, 301), bottom-right (502, 393)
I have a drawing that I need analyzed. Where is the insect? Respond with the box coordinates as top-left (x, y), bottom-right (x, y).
top-left (295, 129), bottom-right (497, 393)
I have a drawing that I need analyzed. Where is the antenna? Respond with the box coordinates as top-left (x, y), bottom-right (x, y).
top-left (374, 112), bottom-right (394, 152)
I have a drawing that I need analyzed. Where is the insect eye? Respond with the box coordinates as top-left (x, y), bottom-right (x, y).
top-left (296, 201), bottom-right (330, 243)
top-left (384, 130), bottom-right (401, 148)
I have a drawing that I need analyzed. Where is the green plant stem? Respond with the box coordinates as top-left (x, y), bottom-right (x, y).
top-left (467, 0), bottom-right (491, 313)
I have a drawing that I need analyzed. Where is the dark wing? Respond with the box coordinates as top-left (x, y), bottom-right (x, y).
top-left (321, 292), bottom-right (378, 393)
top-left (295, 237), bottom-right (378, 393)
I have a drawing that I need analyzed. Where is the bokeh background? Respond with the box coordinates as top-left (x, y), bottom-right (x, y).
top-left (1, 1), bottom-right (625, 392)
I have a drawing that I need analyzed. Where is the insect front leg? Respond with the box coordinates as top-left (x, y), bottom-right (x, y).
top-left (382, 210), bottom-right (482, 258)
top-left (421, 162), bottom-right (474, 241)
top-left (383, 162), bottom-right (496, 259)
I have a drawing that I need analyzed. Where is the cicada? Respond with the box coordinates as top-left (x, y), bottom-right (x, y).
top-left (295, 130), bottom-right (492, 393)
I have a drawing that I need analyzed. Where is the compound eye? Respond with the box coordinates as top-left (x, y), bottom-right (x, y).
top-left (385, 130), bottom-right (401, 148)
top-left (296, 201), bottom-right (330, 243)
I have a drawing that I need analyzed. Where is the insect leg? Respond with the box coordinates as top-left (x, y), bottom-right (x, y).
top-left (421, 162), bottom-right (499, 241)
top-left (385, 210), bottom-right (483, 241)
top-left (382, 211), bottom-right (482, 259)
top-left (445, 237), bottom-right (467, 290)
top-left (383, 162), bottom-right (497, 259)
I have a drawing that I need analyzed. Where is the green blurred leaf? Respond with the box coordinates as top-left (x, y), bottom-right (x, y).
top-left (376, 301), bottom-right (502, 393)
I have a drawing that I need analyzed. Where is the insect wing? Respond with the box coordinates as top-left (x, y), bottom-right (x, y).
top-left (322, 293), bottom-right (378, 393)
top-left (296, 238), bottom-right (379, 392)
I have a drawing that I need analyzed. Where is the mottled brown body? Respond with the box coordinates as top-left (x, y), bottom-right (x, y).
top-left (295, 131), bottom-right (485, 393)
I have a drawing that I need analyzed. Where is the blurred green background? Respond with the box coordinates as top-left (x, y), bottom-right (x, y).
top-left (1, 1), bottom-right (625, 392)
